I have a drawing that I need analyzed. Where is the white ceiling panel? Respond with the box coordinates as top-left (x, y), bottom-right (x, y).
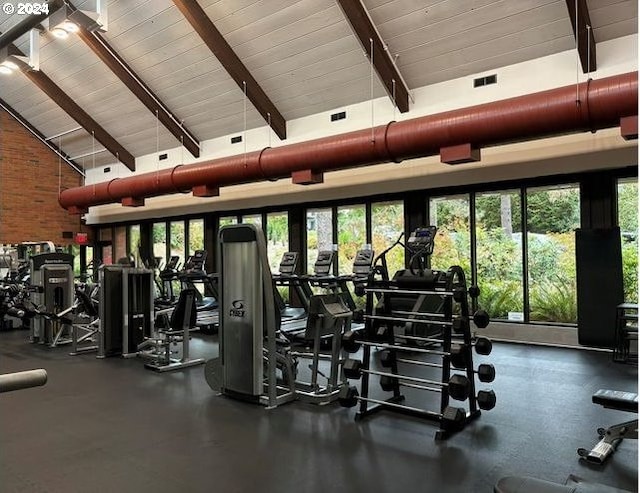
top-left (0, 0), bottom-right (636, 169)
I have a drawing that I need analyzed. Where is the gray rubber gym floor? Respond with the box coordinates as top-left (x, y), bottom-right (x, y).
top-left (1, 329), bottom-right (637, 493)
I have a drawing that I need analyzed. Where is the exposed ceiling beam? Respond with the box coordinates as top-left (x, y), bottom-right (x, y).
top-left (337, 0), bottom-right (410, 113)
top-left (172, 0), bottom-right (287, 140)
top-left (21, 67), bottom-right (136, 170)
top-left (1, 32), bottom-right (136, 170)
top-left (0, 0), bottom-right (64, 51)
top-left (0, 97), bottom-right (84, 176)
top-left (66, 4), bottom-right (200, 158)
top-left (565, 0), bottom-right (597, 73)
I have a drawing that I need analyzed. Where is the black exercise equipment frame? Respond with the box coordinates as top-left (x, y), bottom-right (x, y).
top-left (353, 233), bottom-right (482, 440)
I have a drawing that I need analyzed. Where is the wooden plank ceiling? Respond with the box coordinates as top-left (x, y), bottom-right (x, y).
top-left (0, 0), bottom-right (636, 169)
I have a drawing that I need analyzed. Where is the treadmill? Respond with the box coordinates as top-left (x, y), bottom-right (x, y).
top-left (178, 250), bottom-right (219, 332)
top-left (272, 252), bottom-right (310, 322)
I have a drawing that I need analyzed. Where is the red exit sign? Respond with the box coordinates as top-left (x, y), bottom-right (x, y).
top-left (75, 233), bottom-right (89, 245)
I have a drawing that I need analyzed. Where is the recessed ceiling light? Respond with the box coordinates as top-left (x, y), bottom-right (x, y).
top-left (62, 21), bottom-right (79, 33)
top-left (0, 66), bottom-right (13, 75)
top-left (1, 60), bottom-right (18, 70)
top-left (51, 27), bottom-right (69, 39)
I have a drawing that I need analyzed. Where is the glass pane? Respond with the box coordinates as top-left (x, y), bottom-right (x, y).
top-left (219, 215), bottom-right (238, 228)
top-left (86, 246), bottom-right (94, 279)
top-left (618, 178), bottom-right (638, 302)
top-left (152, 222), bottom-right (167, 264)
top-left (102, 245), bottom-right (113, 265)
top-left (242, 214), bottom-right (262, 229)
top-left (527, 184), bottom-right (580, 323)
top-left (337, 204), bottom-right (366, 275)
top-left (69, 244), bottom-right (80, 276)
top-left (306, 208), bottom-right (334, 274)
top-left (170, 221), bottom-right (186, 261)
top-left (114, 226), bottom-right (126, 262)
top-left (188, 219), bottom-right (204, 255)
top-left (475, 190), bottom-right (524, 321)
top-left (372, 201), bottom-right (405, 278)
top-left (429, 194), bottom-right (471, 281)
top-left (267, 212), bottom-right (289, 273)
top-left (129, 225), bottom-right (141, 266)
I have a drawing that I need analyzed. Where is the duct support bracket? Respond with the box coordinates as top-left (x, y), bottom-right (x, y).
top-left (192, 184), bottom-right (220, 197)
top-left (440, 143), bottom-right (481, 165)
top-left (68, 205), bottom-right (88, 215)
top-left (122, 197), bottom-right (145, 207)
top-left (620, 115), bottom-right (638, 140)
top-left (292, 169), bottom-right (323, 185)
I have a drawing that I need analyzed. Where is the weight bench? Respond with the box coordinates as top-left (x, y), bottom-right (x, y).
top-left (577, 389), bottom-right (638, 464)
top-left (495, 474), bottom-right (633, 493)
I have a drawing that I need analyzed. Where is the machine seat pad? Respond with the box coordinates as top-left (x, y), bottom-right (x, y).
top-left (196, 297), bottom-right (217, 311)
top-left (592, 389), bottom-right (638, 413)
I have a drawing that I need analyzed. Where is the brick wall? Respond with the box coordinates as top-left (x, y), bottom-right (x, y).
top-left (0, 110), bottom-right (83, 246)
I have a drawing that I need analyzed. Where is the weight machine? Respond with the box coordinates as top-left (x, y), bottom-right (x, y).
top-left (28, 252), bottom-right (74, 347)
top-left (98, 265), bottom-right (154, 358)
top-left (205, 224), bottom-right (353, 407)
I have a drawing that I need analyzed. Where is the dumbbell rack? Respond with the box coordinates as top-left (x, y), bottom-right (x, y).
top-left (354, 265), bottom-right (483, 440)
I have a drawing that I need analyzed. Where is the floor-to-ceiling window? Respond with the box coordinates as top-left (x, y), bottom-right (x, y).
top-left (337, 204), bottom-right (366, 275)
top-left (114, 226), bottom-right (127, 262)
top-left (429, 194), bottom-right (471, 281)
top-left (267, 212), bottom-right (289, 274)
top-left (475, 190), bottom-right (524, 321)
top-left (241, 214), bottom-right (263, 229)
top-left (170, 221), bottom-right (186, 261)
top-left (372, 201), bottom-right (404, 278)
top-left (219, 215), bottom-right (238, 228)
top-left (128, 224), bottom-right (140, 261)
top-left (526, 184), bottom-right (580, 323)
top-left (306, 208), bottom-right (334, 274)
top-left (152, 222), bottom-right (167, 264)
top-left (188, 219), bottom-right (204, 255)
top-left (618, 178), bottom-right (638, 303)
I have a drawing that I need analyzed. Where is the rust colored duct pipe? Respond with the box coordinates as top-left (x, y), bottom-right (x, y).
top-left (59, 72), bottom-right (638, 212)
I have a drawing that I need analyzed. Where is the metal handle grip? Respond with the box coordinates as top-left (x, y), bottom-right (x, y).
top-left (0, 369), bottom-right (47, 393)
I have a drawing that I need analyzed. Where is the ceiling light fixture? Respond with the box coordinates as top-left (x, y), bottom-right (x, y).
top-left (0, 31), bottom-right (39, 72)
top-left (48, 1), bottom-right (108, 38)
top-left (1, 60), bottom-right (18, 70)
top-left (61, 20), bottom-right (79, 33)
top-left (51, 27), bottom-right (69, 39)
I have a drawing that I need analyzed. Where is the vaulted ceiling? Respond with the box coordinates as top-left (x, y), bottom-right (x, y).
top-left (0, 0), bottom-right (636, 169)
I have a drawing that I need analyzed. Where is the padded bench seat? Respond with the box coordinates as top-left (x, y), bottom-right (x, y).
top-left (592, 389), bottom-right (638, 413)
top-left (495, 475), bottom-right (632, 493)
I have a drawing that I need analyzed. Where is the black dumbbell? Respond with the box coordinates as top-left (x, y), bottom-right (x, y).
top-left (477, 389), bottom-right (496, 410)
top-left (473, 310), bottom-right (490, 329)
top-left (468, 285), bottom-right (481, 299)
top-left (474, 337), bottom-right (492, 355)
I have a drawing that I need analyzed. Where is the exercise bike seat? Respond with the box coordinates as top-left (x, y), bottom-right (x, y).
top-left (592, 390), bottom-right (638, 413)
